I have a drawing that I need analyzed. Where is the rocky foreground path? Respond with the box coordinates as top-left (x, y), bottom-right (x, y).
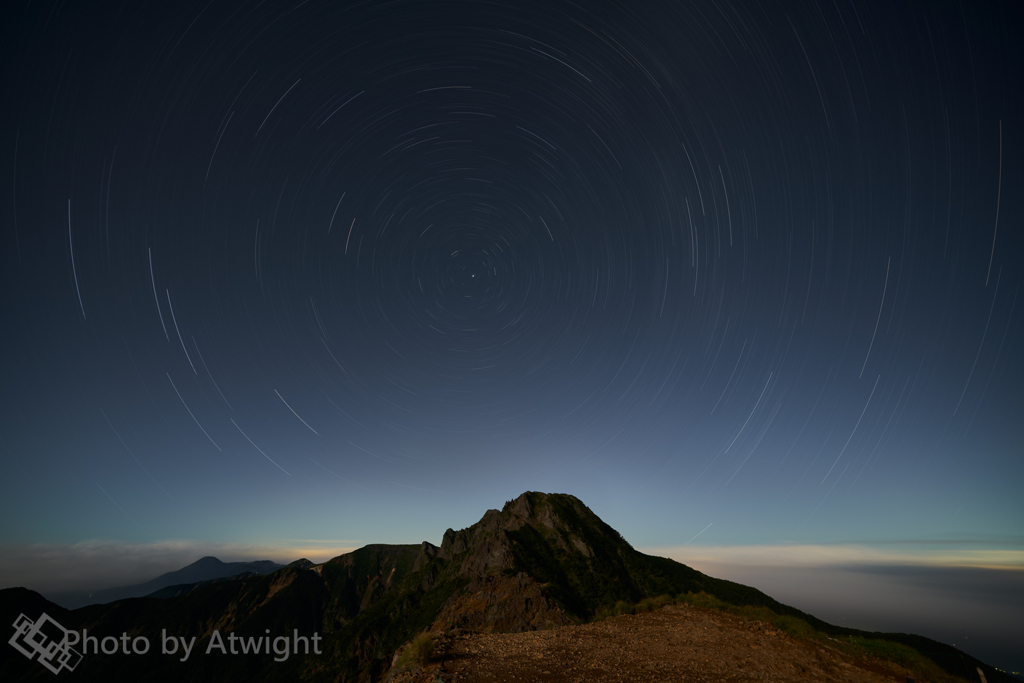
top-left (391, 603), bottom-right (913, 683)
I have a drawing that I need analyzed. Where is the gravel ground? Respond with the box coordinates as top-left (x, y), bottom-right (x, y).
top-left (389, 603), bottom-right (914, 683)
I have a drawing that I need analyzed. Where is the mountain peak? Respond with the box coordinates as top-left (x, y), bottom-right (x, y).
top-left (5, 492), bottom-right (1012, 683)
top-left (436, 492), bottom-right (565, 568)
top-left (501, 490), bottom-right (581, 521)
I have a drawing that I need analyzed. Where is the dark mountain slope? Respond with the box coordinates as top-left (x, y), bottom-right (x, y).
top-left (48, 556), bottom-right (285, 609)
top-left (144, 571), bottom-right (260, 599)
top-left (1, 492), bottom-right (1012, 683)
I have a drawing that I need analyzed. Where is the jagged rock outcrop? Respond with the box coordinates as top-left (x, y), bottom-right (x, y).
top-left (3, 491), bottom-right (1005, 683)
top-left (435, 493), bottom-right (610, 582)
top-left (430, 572), bottom-right (570, 634)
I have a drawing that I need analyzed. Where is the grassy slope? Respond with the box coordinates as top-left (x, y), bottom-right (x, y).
top-left (313, 543), bottom-right (470, 682)
top-left (1, 492), bottom-right (1013, 683)
top-left (503, 493), bottom-right (1015, 683)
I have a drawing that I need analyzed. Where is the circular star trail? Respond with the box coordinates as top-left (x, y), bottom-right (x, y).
top-left (2, 0), bottom-right (1021, 576)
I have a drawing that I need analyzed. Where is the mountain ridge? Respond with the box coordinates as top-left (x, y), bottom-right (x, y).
top-left (45, 556), bottom-right (286, 609)
top-left (0, 492), bottom-right (1012, 683)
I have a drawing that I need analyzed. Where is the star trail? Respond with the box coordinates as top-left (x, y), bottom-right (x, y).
top-left (1, 0), bottom-right (1021, 672)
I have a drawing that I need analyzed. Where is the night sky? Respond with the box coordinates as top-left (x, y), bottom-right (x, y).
top-left (2, 0), bottom-right (1022, 671)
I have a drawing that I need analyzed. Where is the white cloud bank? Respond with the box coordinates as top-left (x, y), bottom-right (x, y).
top-left (640, 543), bottom-right (1024, 673)
top-left (642, 543), bottom-right (1024, 571)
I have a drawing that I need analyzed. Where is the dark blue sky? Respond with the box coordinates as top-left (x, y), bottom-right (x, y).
top-left (2, 0), bottom-right (1022, 673)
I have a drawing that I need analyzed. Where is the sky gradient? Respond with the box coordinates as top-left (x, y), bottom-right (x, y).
top-left (2, 0), bottom-right (1022, 674)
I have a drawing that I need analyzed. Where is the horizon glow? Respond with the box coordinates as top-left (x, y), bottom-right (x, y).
top-left (2, 0), bottom-right (1021, 675)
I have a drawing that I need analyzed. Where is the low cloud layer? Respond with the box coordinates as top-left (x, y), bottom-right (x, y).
top-left (647, 543), bottom-right (1024, 570)
top-left (645, 544), bottom-right (1024, 675)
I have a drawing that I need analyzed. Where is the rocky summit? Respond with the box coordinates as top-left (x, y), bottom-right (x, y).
top-left (0, 492), bottom-right (1012, 683)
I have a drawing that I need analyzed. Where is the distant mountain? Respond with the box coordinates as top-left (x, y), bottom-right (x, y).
top-left (0, 493), bottom-right (1013, 683)
top-left (46, 556), bottom-right (285, 609)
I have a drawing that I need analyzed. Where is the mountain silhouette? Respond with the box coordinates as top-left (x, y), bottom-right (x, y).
top-left (0, 492), bottom-right (1013, 683)
top-left (46, 556), bottom-right (285, 609)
